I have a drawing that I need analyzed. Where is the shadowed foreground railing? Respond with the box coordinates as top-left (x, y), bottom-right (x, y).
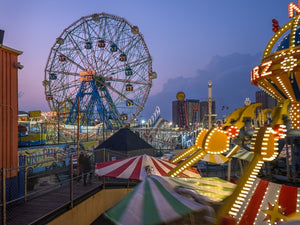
top-left (0, 150), bottom-right (138, 225)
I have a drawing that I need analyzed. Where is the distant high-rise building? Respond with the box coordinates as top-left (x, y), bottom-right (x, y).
top-left (255, 91), bottom-right (277, 109)
top-left (172, 99), bottom-right (201, 128)
top-left (186, 99), bottom-right (200, 127)
top-left (172, 100), bottom-right (187, 128)
top-left (172, 99), bottom-right (215, 128)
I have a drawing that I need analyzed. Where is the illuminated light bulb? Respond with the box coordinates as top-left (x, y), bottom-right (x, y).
top-left (230, 208), bottom-right (239, 212)
top-left (229, 211), bottom-right (236, 216)
top-left (239, 194), bottom-right (247, 198)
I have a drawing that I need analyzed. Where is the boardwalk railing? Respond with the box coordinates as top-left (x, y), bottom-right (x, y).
top-left (0, 149), bottom-right (137, 225)
top-left (0, 148), bottom-right (237, 224)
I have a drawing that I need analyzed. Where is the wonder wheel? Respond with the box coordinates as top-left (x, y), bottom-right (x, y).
top-left (44, 13), bottom-right (156, 129)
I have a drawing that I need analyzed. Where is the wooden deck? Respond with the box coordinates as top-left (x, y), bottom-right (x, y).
top-left (4, 175), bottom-right (139, 225)
top-left (5, 177), bottom-right (104, 225)
top-left (6, 179), bottom-right (103, 225)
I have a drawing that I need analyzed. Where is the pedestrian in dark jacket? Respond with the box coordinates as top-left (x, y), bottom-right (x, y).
top-left (77, 152), bottom-right (84, 183)
top-left (83, 154), bottom-right (92, 186)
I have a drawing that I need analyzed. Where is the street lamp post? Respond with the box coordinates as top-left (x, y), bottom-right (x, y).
top-left (53, 100), bottom-right (60, 144)
top-left (102, 109), bottom-right (105, 142)
top-left (57, 106), bottom-right (60, 144)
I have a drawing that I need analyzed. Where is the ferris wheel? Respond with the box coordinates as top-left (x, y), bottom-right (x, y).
top-left (44, 13), bottom-right (156, 129)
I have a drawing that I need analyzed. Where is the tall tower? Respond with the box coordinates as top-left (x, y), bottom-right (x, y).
top-left (208, 80), bottom-right (213, 129)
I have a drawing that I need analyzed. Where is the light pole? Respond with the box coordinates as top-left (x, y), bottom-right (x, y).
top-left (208, 80), bottom-right (212, 129)
top-left (77, 97), bottom-right (80, 159)
top-left (57, 105), bottom-right (60, 144)
top-left (53, 100), bottom-right (60, 144)
top-left (102, 109), bottom-right (106, 142)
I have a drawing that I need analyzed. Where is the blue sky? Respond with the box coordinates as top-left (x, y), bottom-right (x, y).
top-left (0, 0), bottom-right (295, 121)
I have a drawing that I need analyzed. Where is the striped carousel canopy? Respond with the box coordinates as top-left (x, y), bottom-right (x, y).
top-left (201, 153), bottom-right (229, 164)
top-left (232, 148), bottom-right (254, 161)
top-left (164, 176), bottom-right (236, 202)
top-left (104, 175), bottom-right (215, 225)
top-left (95, 154), bottom-right (201, 180)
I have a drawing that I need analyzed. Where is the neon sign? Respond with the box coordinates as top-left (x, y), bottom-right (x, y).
top-left (289, 0), bottom-right (300, 18)
top-left (251, 60), bottom-right (273, 86)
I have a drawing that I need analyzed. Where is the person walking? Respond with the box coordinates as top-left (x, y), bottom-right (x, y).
top-left (77, 152), bottom-right (84, 183)
top-left (82, 153), bottom-right (92, 186)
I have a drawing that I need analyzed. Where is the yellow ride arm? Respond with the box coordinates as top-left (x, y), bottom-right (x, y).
top-left (233, 103), bottom-right (262, 129)
top-left (222, 105), bottom-right (248, 128)
top-left (270, 99), bottom-right (290, 126)
top-left (170, 145), bottom-right (198, 163)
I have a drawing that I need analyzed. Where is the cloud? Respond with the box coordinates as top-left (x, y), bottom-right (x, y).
top-left (141, 52), bottom-right (262, 121)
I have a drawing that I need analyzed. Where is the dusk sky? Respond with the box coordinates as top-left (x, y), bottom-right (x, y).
top-left (0, 0), bottom-right (295, 121)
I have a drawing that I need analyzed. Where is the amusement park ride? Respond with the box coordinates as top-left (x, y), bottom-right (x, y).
top-left (164, 1), bottom-right (300, 224)
top-left (18, 13), bottom-right (189, 150)
top-left (42, 13), bottom-right (157, 137)
top-left (17, 13), bottom-right (161, 146)
top-left (14, 3), bottom-right (300, 224)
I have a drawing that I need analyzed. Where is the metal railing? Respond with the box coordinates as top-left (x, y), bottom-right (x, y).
top-left (0, 149), bottom-right (137, 225)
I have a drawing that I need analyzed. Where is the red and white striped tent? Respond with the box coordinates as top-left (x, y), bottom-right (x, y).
top-left (95, 154), bottom-right (201, 180)
top-left (232, 177), bottom-right (300, 225)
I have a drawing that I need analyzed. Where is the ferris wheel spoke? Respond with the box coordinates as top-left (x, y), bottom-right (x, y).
top-left (45, 69), bottom-right (80, 77)
top-left (114, 21), bottom-right (127, 43)
top-left (82, 19), bottom-right (95, 70)
top-left (84, 18), bottom-right (99, 39)
top-left (98, 52), bottom-right (148, 78)
top-left (99, 80), bottom-right (141, 109)
top-left (97, 84), bottom-right (122, 124)
top-left (97, 34), bottom-right (139, 70)
top-left (96, 19), bottom-right (124, 67)
top-left (99, 56), bottom-right (149, 76)
top-left (52, 48), bottom-right (86, 71)
top-left (49, 79), bottom-right (81, 96)
top-left (122, 35), bottom-right (145, 57)
top-left (62, 88), bottom-right (80, 106)
top-left (91, 18), bottom-right (105, 68)
top-left (66, 32), bottom-right (90, 70)
top-left (103, 76), bottom-right (149, 86)
top-left (100, 97), bottom-right (122, 125)
top-left (95, 77), bottom-right (131, 106)
top-left (130, 61), bottom-right (152, 81)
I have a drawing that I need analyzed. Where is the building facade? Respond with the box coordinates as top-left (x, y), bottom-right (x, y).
top-left (255, 90), bottom-right (277, 109)
top-left (172, 99), bottom-right (215, 129)
top-left (0, 44), bottom-right (22, 174)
